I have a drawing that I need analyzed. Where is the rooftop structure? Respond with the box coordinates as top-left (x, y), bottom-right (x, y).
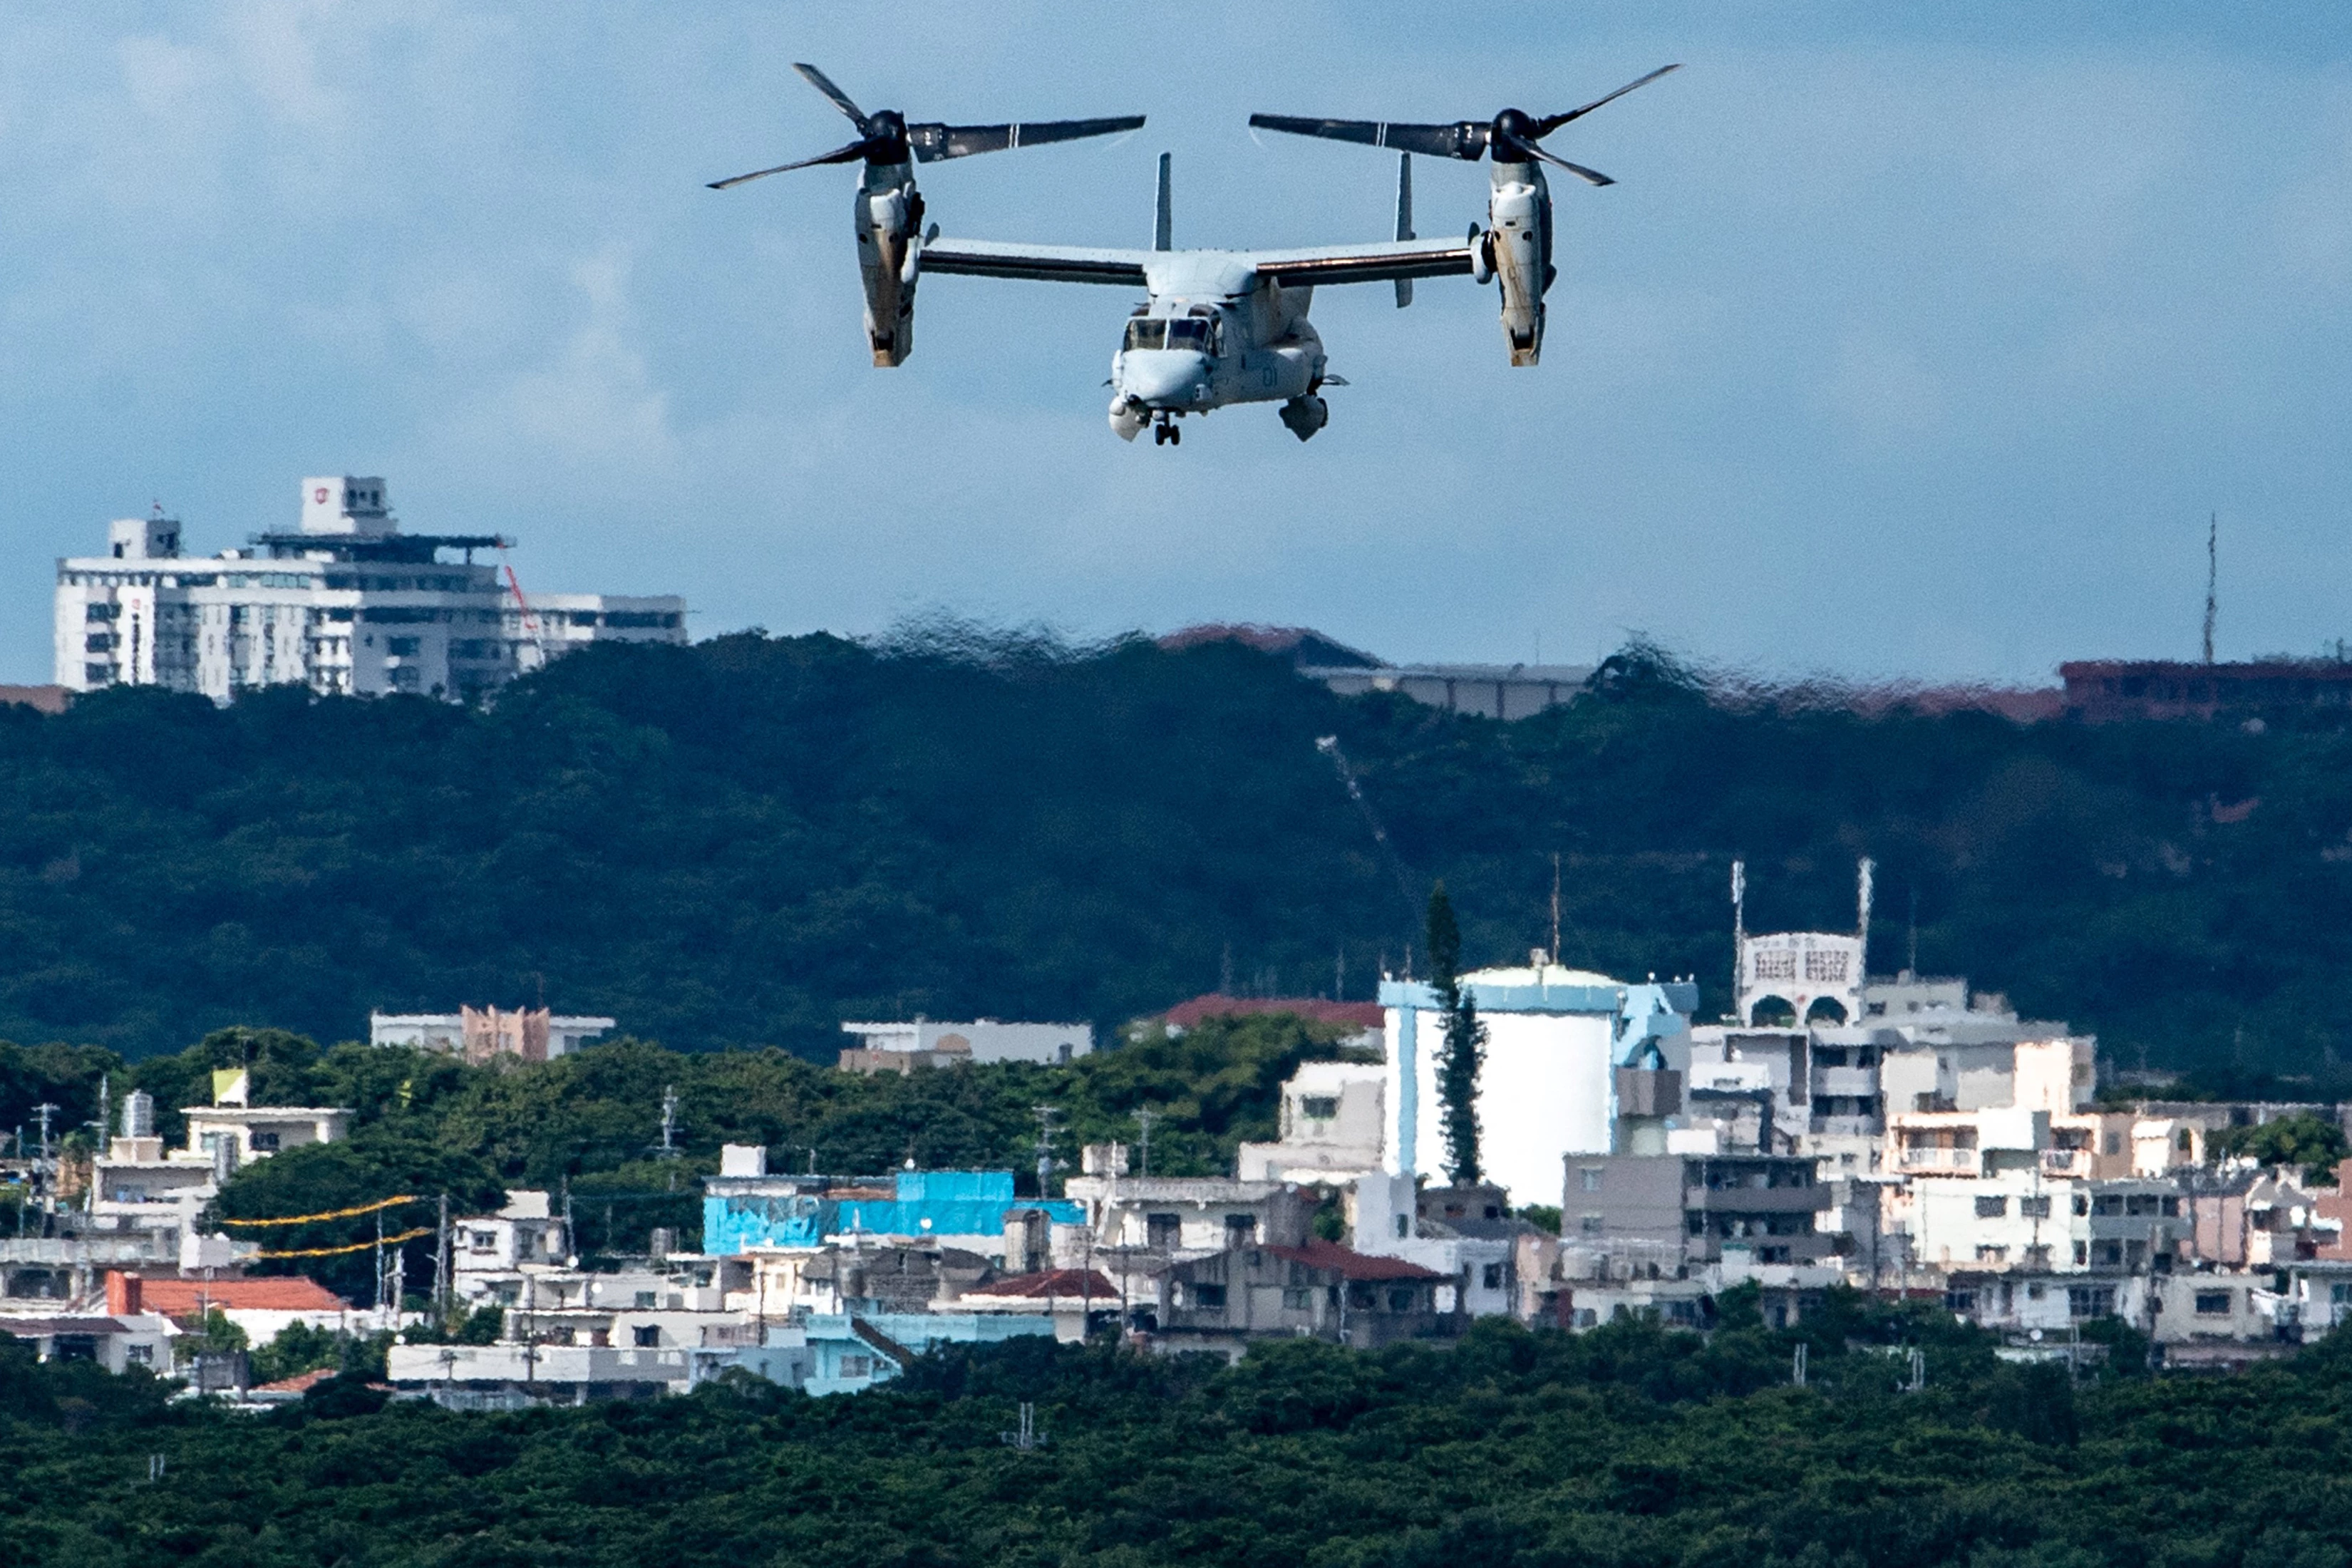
top-left (837, 1019), bottom-right (1091, 1073)
top-left (57, 475), bottom-right (686, 703)
top-left (369, 1008), bottom-right (616, 1062)
top-left (2060, 657), bottom-right (2352, 722)
top-left (1381, 962), bottom-right (1698, 1205)
top-left (1154, 624), bottom-right (1591, 721)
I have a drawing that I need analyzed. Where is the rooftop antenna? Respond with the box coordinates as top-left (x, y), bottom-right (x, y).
top-left (34, 1103), bottom-right (56, 1163)
top-left (1729, 860), bottom-right (1745, 1023)
top-left (1856, 857), bottom-right (1874, 962)
top-left (2203, 512), bottom-right (2217, 665)
top-left (1907, 885), bottom-right (1919, 978)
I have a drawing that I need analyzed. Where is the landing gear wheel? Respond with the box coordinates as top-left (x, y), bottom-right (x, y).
top-left (1168, 423), bottom-right (1181, 445)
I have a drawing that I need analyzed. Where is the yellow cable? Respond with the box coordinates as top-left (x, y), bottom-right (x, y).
top-left (254, 1226), bottom-right (435, 1259)
top-left (217, 1195), bottom-right (418, 1228)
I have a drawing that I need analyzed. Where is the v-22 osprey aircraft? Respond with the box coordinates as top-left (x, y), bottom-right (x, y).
top-left (708, 63), bottom-right (1678, 445)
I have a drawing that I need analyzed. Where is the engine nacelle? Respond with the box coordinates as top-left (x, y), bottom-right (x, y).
top-left (855, 165), bottom-right (922, 366)
top-left (1486, 172), bottom-right (1547, 366)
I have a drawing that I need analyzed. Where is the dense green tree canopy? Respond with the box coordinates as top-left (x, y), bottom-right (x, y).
top-left (9, 1291), bottom-right (2352, 1567)
top-left (0, 631), bottom-right (2341, 1080)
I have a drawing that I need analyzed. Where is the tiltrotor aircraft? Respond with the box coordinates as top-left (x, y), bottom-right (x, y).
top-left (709, 63), bottom-right (1678, 445)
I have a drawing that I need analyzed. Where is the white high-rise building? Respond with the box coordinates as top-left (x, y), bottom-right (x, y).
top-left (56, 475), bottom-right (686, 702)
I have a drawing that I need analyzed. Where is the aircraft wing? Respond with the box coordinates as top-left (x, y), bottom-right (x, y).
top-left (1247, 237), bottom-right (1477, 287)
top-left (920, 238), bottom-right (1152, 286)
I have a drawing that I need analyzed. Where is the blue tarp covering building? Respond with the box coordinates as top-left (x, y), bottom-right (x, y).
top-left (702, 1169), bottom-right (1085, 1254)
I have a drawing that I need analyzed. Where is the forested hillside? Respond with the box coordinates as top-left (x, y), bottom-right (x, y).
top-left (7, 1287), bottom-right (2351, 1568)
top-left (0, 629), bottom-right (2344, 1078)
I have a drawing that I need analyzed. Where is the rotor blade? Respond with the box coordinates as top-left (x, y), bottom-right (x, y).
top-left (1248, 114), bottom-right (1487, 160)
top-left (706, 138), bottom-right (872, 190)
top-left (907, 115), bottom-right (1146, 162)
top-left (793, 63), bottom-right (869, 130)
top-left (1534, 63), bottom-right (1681, 135)
top-left (1496, 133), bottom-right (1614, 186)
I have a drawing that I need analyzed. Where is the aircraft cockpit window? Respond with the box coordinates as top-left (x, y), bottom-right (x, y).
top-left (1165, 317), bottom-right (1219, 353)
top-left (1124, 319), bottom-right (1167, 352)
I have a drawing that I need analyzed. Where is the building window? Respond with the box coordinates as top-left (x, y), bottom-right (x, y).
top-left (1580, 1167), bottom-right (1604, 1192)
top-left (1386, 1288), bottom-right (1418, 1312)
top-left (840, 1355), bottom-right (870, 1378)
top-left (2194, 1291), bottom-right (2232, 1316)
top-left (250, 1131), bottom-right (280, 1152)
top-left (2103, 1133), bottom-right (2123, 1155)
top-left (468, 1231), bottom-right (495, 1253)
top-left (1224, 1214), bottom-right (1257, 1248)
top-left (2018, 1197), bottom-right (2051, 1219)
top-left (2068, 1286), bottom-right (2116, 1319)
top-left (1300, 1096), bottom-right (1339, 1120)
top-left (633, 1325), bottom-right (660, 1347)
top-left (1146, 1213), bottom-right (1181, 1249)
top-left (635, 1291), bottom-right (656, 1309)
top-left (1974, 1195), bottom-right (2008, 1218)
top-left (125, 1343), bottom-right (153, 1366)
top-left (1480, 1264), bottom-right (1504, 1290)
top-left (2177, 1128), bottom-right (2194, 1153)
top-left (1281, 1288), bottom-right (1311, 1310)
top-left (1191, 1283), bottom-right (1227, 1311)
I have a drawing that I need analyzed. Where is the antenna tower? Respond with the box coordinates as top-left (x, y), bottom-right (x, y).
top-left (2203, 512), bottom-right (2217, 665)
top-left (1728, 860), bottom-right (1746, 1022)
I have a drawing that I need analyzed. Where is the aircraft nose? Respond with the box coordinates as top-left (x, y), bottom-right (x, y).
top-left (1120, 350), bottom-right (1209, 407)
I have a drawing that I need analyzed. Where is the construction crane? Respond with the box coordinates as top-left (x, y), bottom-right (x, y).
top-left (497, 544), bottom-right (550, 671)
top-left (1315, 736), bottom-right (1423, 969)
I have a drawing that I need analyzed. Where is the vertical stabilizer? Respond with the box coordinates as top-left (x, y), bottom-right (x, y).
top-left (1394, 153), bottom-right (1414, 308)
top-left (1154, 152), bottom-right (1172, 250)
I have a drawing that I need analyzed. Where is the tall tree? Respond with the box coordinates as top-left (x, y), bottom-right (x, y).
top-left (1426, 883), bottom-right (1485, 1186)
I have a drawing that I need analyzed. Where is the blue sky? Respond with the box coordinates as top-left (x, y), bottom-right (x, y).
top-left (4, 4), bottom-right (2351, 684)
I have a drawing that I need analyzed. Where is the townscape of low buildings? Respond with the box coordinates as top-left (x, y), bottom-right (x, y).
top-left (6, 868), bottom-right (2351, 1403)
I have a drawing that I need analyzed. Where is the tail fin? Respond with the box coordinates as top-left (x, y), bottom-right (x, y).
top-left (1393, 153), bottom-right (1413, 308)
top-left (1154, 152), bottom-right (1172, 250)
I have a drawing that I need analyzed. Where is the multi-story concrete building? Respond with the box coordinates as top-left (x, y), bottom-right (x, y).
top-left (56, 475), bottom-right (685, 703)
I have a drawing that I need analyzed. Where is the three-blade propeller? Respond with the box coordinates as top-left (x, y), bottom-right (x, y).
top-left (1248, 63), bottom-right (1679, 188)
top-left (708, 63), bottom-right (1144, 190)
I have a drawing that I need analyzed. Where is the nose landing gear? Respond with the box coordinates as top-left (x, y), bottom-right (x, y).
top-left (1152, 416), bottom-right (1182, 446)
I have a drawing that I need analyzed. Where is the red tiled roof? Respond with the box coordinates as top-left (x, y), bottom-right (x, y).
top-left (1262, 1242), bottom-right (1445, 1281)
top-left (1162, 995), bottom-right (1386, 1031)
top-left (140, 1276), bottom-right (352, 1315)
top-left (966, 1269), bottom-right (1118, 1299)
top-left (253, 1367), bottom-right (339, 1395)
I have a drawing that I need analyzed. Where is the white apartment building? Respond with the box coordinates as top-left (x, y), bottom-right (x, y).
top-left (56, 475), bottom-right (686, 703)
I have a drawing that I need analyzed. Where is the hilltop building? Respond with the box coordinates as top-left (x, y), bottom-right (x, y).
top-left (837, 1019), bottom-right (1093, 1073)
top-left (56, 475), bottom-right (685, 703)
top-left (370, 1007), bottom-right (616, 1062)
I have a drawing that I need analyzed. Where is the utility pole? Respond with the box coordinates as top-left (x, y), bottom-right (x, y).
top-left (659, 1086), bottom-right (679, 1157)
top-left (435, 1193), bottom-right (452, 1321)
top-left (1792, 1341), bottom-right (1807, 1388)
top-left (34, 1103), bottom-right (56, 1163)
top-left (1134, 1108), bottom-right (1154, 1180)
top-left (1549, 852), bottom-right (1563, 966)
